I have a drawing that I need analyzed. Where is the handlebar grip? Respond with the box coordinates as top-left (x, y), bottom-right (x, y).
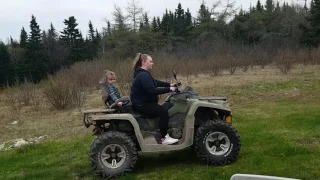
top-left (174, 83), bottom-right (182, 87)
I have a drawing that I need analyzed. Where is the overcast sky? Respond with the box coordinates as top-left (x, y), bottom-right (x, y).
top-left (0, 0), bottom-right (302, 42)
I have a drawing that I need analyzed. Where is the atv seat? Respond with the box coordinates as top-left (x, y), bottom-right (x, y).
top-left (131, 102), bottom-right (174, 119)
top-left (132, 111), bottom-right (146, 119)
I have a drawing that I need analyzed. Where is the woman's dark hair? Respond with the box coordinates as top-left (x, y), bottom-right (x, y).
top-left (133, 53), bottom-right (149, 71)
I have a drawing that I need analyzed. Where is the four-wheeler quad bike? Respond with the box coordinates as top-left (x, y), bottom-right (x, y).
top-left (82, 71), bottom-right (241, 179)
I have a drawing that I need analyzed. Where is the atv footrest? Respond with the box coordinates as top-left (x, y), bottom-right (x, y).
top-left (141, 130), bottom-right (162, 144)
top-left (199, 97), bottom-right (227, 101)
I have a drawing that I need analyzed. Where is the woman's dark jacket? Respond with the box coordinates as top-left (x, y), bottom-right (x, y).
top-left (130, 68), bottom-right (170, 105)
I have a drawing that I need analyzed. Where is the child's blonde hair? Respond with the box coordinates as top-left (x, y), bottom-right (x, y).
top-left (100, 70), bottom-right (116, 84)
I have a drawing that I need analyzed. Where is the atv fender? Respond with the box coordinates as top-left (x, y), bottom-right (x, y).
top-left (186, 100), bottom-right (231, 126)
top-left (89, 113), bottom-right (146, 151)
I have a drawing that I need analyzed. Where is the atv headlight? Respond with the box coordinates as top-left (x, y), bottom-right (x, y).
top-left (226, 116), bottom-right (232, 124)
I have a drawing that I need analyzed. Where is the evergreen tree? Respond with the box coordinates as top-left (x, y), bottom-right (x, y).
top-left (45, 23), bottom-right (65, 73)
top-left (282, 2), bottom-right (289, 11)
top-left (26, 15), bottom-right (47, 82)
top-left (88, 20), bottom-right (95, 41)
top-left (20, 27), bottom-right (28, 48)
top-left (173, 3), bottom-right (186, 36)
top-left (304, 0), bottom-right (308, 12)
top-left (0, 42), bottom-right (12, 86)
top-left (60, 16), bottom-right (84, 64)
top-left (197, 3), bottom-right (211, 24)
top-left (96, 29), bottom-right (101, 41)
top-left (275, 1), bottom-right (281, 12)
top-left (301, 0), bottom-right (320, 47)
top-left (42, 30), bottom-right (47, 44)
top-left (45, 23), bottom-right (56, 73)
top-left (157, 16), bottom-right (161, 30)
top-left (85, 21), bottom-right (97, 60)
top-left (266, 0), bottom-right (275, 12)
top-left (256, 0), bottom-right (263, 12)
top-left (151, 17), bottom-right (158, 32)
top-left (107, 21), bottom-right (112, 35)
top-left (160, 9), bottom-right (172, 36)
top-left (10, 36), bottom-right (19, 48)
top-left (93, 29), bottom-right (101, 59)
top-left (139, 21), bottom-right (144, 29)
top-left (48, 23), bottom-right (57, 41)
top-left (28, 15), bottom-right (42, 51)
top-left (185, 8), bottom-right (192, 27)
top-left (143, 13), bottom-right (150, 30)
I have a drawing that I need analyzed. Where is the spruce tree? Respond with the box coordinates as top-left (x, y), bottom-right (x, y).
top-left (28, 15), bottom-right (42, 51)
top-left (151, 17), bottom-right (158, 32)
top-left (266, 0), bottom-right (275, 12)
top-left (107, 21), bottom-right (112, 35)
top-left (26, 15), bottom-right (47, 82)
top-left (60, 16), bottom-right (83, 63)
top-left (275, 1), bottom-right (281, 12)
top-left (0, 42), bottom-right (12, 86)
top-left (197, 3), bottom-right (211, 24)
top-left (303, 0), bottom-right (320, 46)
top-left (88, 21), bottom-right (95, 41)
top-left (160, 9), bottom-right (171, 36)
top-left (48, 23), bottom-right (57, 40)
top-left (46, 23), bottom-right (60, 73)
top-left (256, 0), bottom-right (263, 12)
top-left (185, 8), bottom-right (192, 27)
top-left (174, 3), bottom-right (185, 37)
top-left (20, 27), bottom-right (28, 48)
top-left (139, 21), bottom-right (144, 29)
top-left (10, 36), bottom-right (19, 48)
top-left (85, 21), bottom-right (96, 59)
top-left (143, 13), bottom-right (150, 30)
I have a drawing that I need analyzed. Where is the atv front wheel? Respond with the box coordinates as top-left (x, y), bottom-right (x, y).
top-left (89, 131), bottom-right (138, 179)
top-left (194, 120), bottom-right (241, 166)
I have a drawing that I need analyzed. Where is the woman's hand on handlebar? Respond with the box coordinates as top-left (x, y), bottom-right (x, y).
top-left (170, 83), bottom-right (181, 87)
top-left (117, 102), bottom-right (123, 107)
top-left (170, 87), bottom-right (176, 92)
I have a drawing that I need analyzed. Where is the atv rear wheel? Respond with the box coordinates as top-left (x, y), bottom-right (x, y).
top-left (89, 131), bottom-right (138, 179)
top-left (194, 120), bottom-right (241, 166)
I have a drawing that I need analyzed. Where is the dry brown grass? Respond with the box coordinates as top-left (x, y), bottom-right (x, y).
top-left (1, 64), bottom-right (319, 143)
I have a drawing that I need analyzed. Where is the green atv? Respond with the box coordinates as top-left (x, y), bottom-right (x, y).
top-left (82, 71), bottom-right (241, 179)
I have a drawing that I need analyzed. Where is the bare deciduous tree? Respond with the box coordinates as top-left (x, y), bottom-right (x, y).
top-left (126, 0), bottom-right (143, 32)
top-left (210, 0), bottom-right (238, 22)
top-left (113, 5), bottom-right (128, 32)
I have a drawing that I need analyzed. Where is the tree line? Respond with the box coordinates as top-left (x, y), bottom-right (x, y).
top-left (1, 0), bottom-right (320, 87)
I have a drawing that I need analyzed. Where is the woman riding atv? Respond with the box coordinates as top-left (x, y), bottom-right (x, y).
top-left (130, 53), bottom-right (179, 145)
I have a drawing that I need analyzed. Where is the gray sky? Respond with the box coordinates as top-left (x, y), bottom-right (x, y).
top-left (0, 0), bottom-right (300, 42)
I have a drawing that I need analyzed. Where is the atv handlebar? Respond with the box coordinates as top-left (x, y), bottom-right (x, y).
top-left (175, 87), bottom-right (181, 93)
top-left (174, 83), bottom-right (181, 87)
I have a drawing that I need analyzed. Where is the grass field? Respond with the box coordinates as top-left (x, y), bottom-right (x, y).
top-left (0, 65), bottom-right (320, 180)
